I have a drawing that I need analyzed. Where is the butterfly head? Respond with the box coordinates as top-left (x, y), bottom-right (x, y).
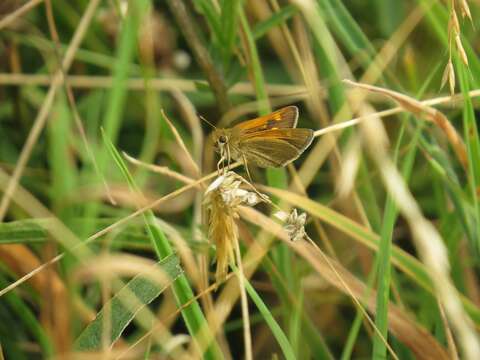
top-left (213, 129), bottom-right (230, 154)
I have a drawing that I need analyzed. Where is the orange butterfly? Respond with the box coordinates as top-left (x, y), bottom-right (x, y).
top-left (213, 106), bottom-right (313, 171)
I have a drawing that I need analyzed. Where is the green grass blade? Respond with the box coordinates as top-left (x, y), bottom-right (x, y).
top-left (74, 255), bottom-right (182, 351)
top-left (253, 5), bottom-right (298, 40)
top-left (263, 186), bottom-right (480, 325)
top-left (47, 95), bottom-right (77, 221)
top-left (240, 7), bottom-right (306, 351)
top-left (220, 0), bottom-right (240, 66)
top-left (373, 122), bottom-right (414, 358)
top-left (0, 274), bottom-right (54, 357)
top-left (372, 62), bottom-right (440, 358)
top-left (457, 58), bottom-right (480, 253)
top-left (373, 0), bottom-right (404, 36)
top-left (263, 256), bottom-right (333, 359)
top-left (239, 6), bottom-right (270, 115)
top-left (233, 264), bottom-right (296, 360)
top-left (81, 0), bottom-right (149, 238)
top-left (341, 265), bottom-right (378, 360)
top-left (101, 130), bottom-right (223, 359)
top-left (319, 0), bottom-right (376, 61)
top-left (317, 0), bottom-right (397, 86)
top-left (100, 2), bottom-right (146, 145)
top-left (193, 0), bottom-right (222, 43)
top-left (0, 219), bottom-right (51, 244)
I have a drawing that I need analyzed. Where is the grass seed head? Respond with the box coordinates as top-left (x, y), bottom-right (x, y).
top-left (460, 0), bottom-right (472, 21)
top-left (455, 34), bottom-right (469, 65)
top-left (441, 60), bottom-right (455, 95)
top-left (275, 209), bottom-right (308, 242)
top-left (204, 172), bottom-right (265, 286)
top-left (449, 10), bottom-right (460, 35)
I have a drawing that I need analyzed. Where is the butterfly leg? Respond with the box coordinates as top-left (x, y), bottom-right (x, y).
top-left (217, 143), bottom-right (227, 175)
top-left (216, 157), bottom-right (222, 174)
top-left (242, 154), bottom-right (254, 184)
top-left (217, 155), bottom-right (226, 176)
top-left (227, 145), bottom-right (232, 171)
top-left (240, 154), bottom-right (270, 203)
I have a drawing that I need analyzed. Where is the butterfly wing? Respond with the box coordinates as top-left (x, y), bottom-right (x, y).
top-left (238, 128), bottom-right (314, 167)
top-left (233, 106), bottom-right (299, 134)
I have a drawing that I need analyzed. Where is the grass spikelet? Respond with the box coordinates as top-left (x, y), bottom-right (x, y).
top-left (275, 209), bottom-right (308, 242)
top-left (205, 186), bottom-right (237, 285)
top-left (441, 59), bottom-right (455, 95)
top-left (445, 0), bottom-right (471, 93)
top-left (459, 0), bottom-right (472, 21)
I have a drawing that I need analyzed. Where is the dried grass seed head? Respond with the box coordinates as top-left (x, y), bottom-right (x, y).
top-left (275, 208), bottom-right (308, 242)
top-left (204, 171), bottom-right (266, 209)
top-left (204, 171), bottom-right (267, 285)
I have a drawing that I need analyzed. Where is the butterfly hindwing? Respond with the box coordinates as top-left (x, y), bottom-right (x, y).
top-left (238, 128), bottom-right (314, 167)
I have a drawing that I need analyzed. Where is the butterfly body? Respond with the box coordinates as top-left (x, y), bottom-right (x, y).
top-left (213, 106), bottom-right (314, 168)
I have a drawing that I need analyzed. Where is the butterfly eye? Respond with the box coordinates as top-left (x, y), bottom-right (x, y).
top-left (218, 135), bottom-right (227, 144)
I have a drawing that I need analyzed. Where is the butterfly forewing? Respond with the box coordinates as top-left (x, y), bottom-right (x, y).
top-left (233, 106), bottom-right (299, 134)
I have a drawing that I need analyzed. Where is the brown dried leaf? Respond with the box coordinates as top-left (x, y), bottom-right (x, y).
top-left (0, 244), bottom-right (71, 353)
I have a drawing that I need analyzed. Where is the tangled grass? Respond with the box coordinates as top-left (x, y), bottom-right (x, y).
top-left (0, 0), bottom-right (480, 359)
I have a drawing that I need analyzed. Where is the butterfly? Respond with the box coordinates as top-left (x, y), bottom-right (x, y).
top-left (212, 106), bottom-right (314, 171)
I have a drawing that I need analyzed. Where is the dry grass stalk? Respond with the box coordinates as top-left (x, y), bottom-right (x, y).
top-left (0, 169), bottom-right (182, 353)
top-left (44, 0), bottom-right (116, 206)
top-left (0, 73), bottom-right (308, 97)
top-left (0, 164), bottom-right (241, 298)
top-left (72, 254), bottom-right (167, 285)
top-left (0, 0), bottom-right (102, 221)
top-left (168, 89), bottom-right (204, 166)
top-left (240, 206), bottom-right (449, 360)
top-left (233, 233), bottom-right (253, 360)
top-left (120, 277), bottom-right (231, 359)
top-left (0, 0), bottom-right (44, 31)
top-left (0, 243), bottom-right (71, 353)
top-left (123, 152), bottom-right (195, 185)
top-left (437, 299), bottom-right (460, 360)
top-left (336, 135), bottom-right (362, 198)
top-left (166, 0), bottom-right (231, 113)
top-left (344, 79), bottom-right (468, 170)
top-left (206, 190), bottom-right (236, 285)
top-left (161, 110), bottom-right (201, 177)
top-left (352, 99), bottom-right (480, 359)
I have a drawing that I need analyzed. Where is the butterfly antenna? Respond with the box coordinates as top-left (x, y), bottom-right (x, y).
top-left (199, 115), bottom-right (217, 130)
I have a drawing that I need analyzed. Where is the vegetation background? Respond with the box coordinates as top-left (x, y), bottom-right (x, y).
top-left (0, 0), bottom-right (479, 359)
